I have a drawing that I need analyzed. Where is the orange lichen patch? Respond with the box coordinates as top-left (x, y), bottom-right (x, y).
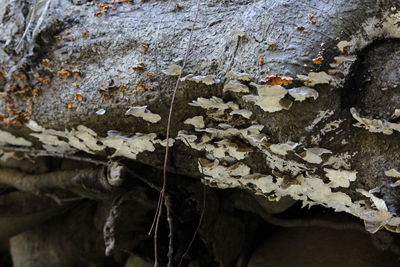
top-left (307, 13), bottom-right (317, 25)
top-left (97, 3), bottom-right (117, 16)
top-left (132, 62), bottom-right (145, 72)
top-left (145, 72), bottom-right (155, 79)
top-left (19, 113), bottom-right (31, 121)
top-left (135, 80), bottom-right (143, 86)
top-left (67, 103), bottom-right (73, 109)
top-left (140, 41), bottom-right (150, 54)
top-left (312, 56), bottom-right (324, 65)
top-left (36, 77), bottom-right (51, 85)
top-left (259, 56), bottom-right (265, 65)
top-left (119, 85), bottom-right (127, 92)
top-left (82, 30), bottom-right (90, 37)
top-left (99, 3), bottom-right (116, 10)
top-left (136, 87), bottom-right (145, 93)
top-left (312, 50), bottom-right (324, 65)
top-left (32, 87), bottom-right (42, 97)
top-left (4, 85), bottom-right (16, 94)
top-left (145, 84), bottom-right (154, 90)
top-left (20, 82), bottom-right (31, 90)
top-left (0, 69), bottom-right (7, 80)
top-left (11, 83), bottom-right (32, 97)
top-left (8, 119), bottom-right (23, 126)
top-left (74, 93), bottom-right (84, 101)
top-left (13, 90), bottom-right (29, 97)
top-left (0, 70), bottom-right (39, 125)
top-left (13, 72), bottom-right (26, 80)
top-left (41, 59), bottom-right (54, 67)
top-left (262, 75), bottom-right (293, 86)
top-left (95, 11), bottom-right (105, 17)
top-left (57, 69), bottom-right (72, 79)
top-left (295, 25), bottom-right (307, 32)
top-left (1, 97), bottom-right (27, 126)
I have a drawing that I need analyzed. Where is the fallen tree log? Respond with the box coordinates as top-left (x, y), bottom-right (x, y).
top-left (1, 0), bottom-right (400, 266)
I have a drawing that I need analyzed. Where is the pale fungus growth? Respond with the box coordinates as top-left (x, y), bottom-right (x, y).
top-left (0, 130), bottom-right (32, 147)
top-left (242, 83), bottom-right (288, 112)
top-left (298, 147), bottom-right (332, 164)
top-left (391, 109), bottom-right (400, 119)
top-left (181, 74), bottom-right (216, 85)
top-left (337, 40), bottom-right (352, 53)
top-left (288, 87), bottom-right (319, 102)
top-left (24, 121), bottom-right (169, 159)
top-left (223, 80), bottom-right (250, 93)
top-left (226, 71), bottom-right (253, 81)
top-left (329, 55), bottom-right (356, 76)
top-left (350, 108), bottom-right (400, 135)
top-left (322, 153), bottom-right (353, 170)
top-left (26, 120), bottom-right (45, 132)
top-left (189, 97), bottom-right (239, 111)
top-left (125, 106), bottom-right (162, 123)
top-left (385, 169), bottom-right (400, 178)
top-left (324, 168), bottom-right (357, 188)
top-left (184, 116), bottom-right (205, 128)
top-left (102, 132), bottom-right (158, 159)
top-left (297, 72), bottom-right (334, 86)
top-left (229, 109), bottom-right (253, 119)
top-left (269, 142), bottom-right (299, 156)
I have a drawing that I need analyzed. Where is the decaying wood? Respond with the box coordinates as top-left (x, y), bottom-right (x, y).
top-left (1, 0), bottom-right (400, 266)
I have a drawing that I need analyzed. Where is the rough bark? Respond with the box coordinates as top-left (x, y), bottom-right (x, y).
top-left (1, 0), bottom-right (400, 266)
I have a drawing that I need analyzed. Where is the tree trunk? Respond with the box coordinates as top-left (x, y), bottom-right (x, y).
top-left (1, 0), bottom-right (400, 266)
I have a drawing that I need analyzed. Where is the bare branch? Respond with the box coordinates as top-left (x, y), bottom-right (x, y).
top-left (165, 194), bottom-right (173, 267)
top-left (152, 1), bottom-right (202, 265)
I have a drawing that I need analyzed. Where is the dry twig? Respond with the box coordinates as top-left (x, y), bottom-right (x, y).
top-left (165, 194), bottom-right (174, 267)
top-left (150, 0), bottom-right (202, 266)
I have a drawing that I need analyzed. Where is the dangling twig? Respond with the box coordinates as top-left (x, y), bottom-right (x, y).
top-left (150, 0), bottom-right (202, 266)
top-left (165, 194), bottom-right (174, 267)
